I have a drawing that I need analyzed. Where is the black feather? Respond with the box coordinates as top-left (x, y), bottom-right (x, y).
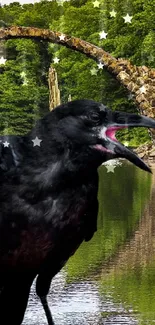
top-left (0, 99), bottom-right (154, 324)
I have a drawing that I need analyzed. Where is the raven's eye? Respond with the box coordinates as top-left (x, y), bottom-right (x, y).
top-left (81, 112), bottom-right (100, 127)
top-left (89, 112), bottom-right (100, 124)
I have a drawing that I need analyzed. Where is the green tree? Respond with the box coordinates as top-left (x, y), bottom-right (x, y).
top-left (0, 0), bottom-right (153, 144)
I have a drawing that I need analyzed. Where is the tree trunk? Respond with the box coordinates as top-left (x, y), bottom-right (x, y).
top-left (48, 67), bottom-right (61, 111)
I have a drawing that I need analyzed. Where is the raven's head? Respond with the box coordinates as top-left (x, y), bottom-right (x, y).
top-left (46, 99), bottom-right (155, 173)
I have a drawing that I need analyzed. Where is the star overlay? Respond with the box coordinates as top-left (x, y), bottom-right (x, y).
top-left (32, 137), bottom-right (42, 147)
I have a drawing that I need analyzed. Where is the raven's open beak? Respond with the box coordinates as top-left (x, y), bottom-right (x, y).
top-left (101, 112), bottom-right (155, 173)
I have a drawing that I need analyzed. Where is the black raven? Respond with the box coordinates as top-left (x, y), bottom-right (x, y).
top-left (0, 99), bottom-right (155, 325)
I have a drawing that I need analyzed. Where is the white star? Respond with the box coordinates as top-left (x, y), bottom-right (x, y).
top-left (56, 0), bottom-right (64, 5)
top-left (106, 165), bottom-right (116, 173)
top-left (59, 34), bottom-right (65, 41)
top-left (22, 79), bottom-right (28, 86)
top-left (123, 141), bottom-right (129, 146)
top-left (20, 71), bottom-right (26, 78)
top-left (57, 0), bottom-right (70, 5)
top-left (0, 56), bottom-right (6, 65)
top-left (110, 9), bottom-right (117, 17)
top-left (3, 141), bottom-right (9, 147)
top-left (123, 14), bottom-right (133, 23)
top-left (99, 30), bottom-right (108, 39)
top-left (32, 137), bottom-right (42, 147)
top-left (90, 67), bottom-right (98, 76)
top-left (103, 159), bottom-right (122, 168)
top-left (97, 62), bottom-right (104, 69)
top-left (93, 0), bottom-right (100, 8)
top-left (20, 71), bottom-right (28, 85)
top-left (53, 57), bottom-right (60, 64)
top-left (139, 85), bottom-right (147, 94)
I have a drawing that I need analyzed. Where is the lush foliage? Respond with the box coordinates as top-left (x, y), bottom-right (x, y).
top-left (0, 0), bottom-right (154, 142)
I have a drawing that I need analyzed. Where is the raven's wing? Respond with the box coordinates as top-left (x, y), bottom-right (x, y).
top-left (0, 135), bottom-right (24, 173)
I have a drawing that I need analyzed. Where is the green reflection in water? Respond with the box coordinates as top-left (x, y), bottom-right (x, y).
top-left (99, 168), bottom-right (155, 325)
top-left (65, 162), bottom-right (151, 281)
top-left (100, 264), bottom-right (155, 325)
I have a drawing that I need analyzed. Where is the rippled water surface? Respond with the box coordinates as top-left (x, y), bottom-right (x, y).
top-left (23, 162), bottom-right (155, 325)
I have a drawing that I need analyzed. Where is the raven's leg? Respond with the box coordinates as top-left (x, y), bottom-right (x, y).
top-left (36, 256), bottom-right (65, 325)
top-left (36, 273), bottom-right (54, 325)
top-left (0, 274), bottom-right (34, 325)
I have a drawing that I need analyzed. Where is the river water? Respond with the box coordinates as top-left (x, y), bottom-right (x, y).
top-left (23, 161), bottom-right (155, 325)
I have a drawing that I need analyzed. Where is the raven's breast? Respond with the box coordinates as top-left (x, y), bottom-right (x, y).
top-left (0, 228), bottom-right (53, 270)
top-left (0, 207), bottom-right (86, 271)
top-left (0, 183), bottom-right (94, 271)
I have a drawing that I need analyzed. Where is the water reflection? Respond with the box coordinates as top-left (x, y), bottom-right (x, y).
top-left (24, 271), bottom-right (137, 325)
top-left (100, 165), bottom-right (155, 325)
top-left (24, 162), bottom-right (155, 325)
